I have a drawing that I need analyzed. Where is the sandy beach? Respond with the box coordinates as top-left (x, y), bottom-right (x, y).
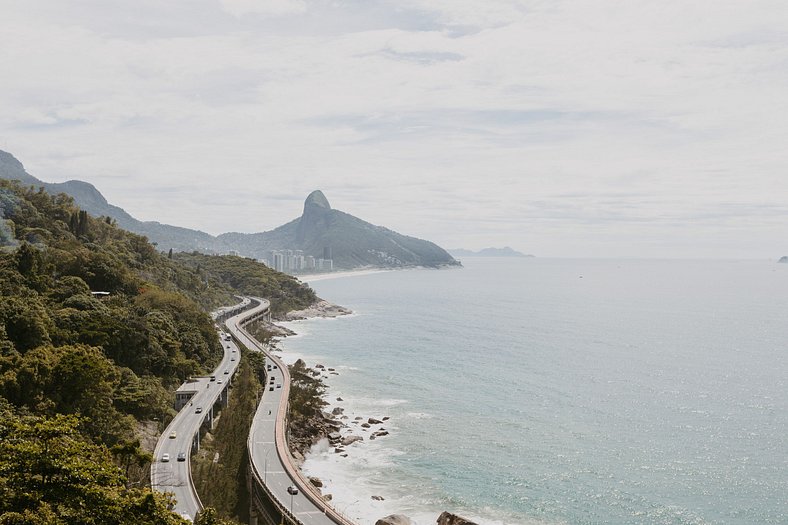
top-left (296, 268), bottom-right (393, 283)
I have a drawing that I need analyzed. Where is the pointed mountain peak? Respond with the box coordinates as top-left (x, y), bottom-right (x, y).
top-left (303, 190), bottom-right (331, 214)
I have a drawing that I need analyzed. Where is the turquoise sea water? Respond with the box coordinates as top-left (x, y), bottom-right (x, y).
top-left (279, 259), bottom-right (787, 525)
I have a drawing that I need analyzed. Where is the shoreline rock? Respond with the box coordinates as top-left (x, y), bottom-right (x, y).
top-left (283, 299), bottom-right (352, 321)
top-left (436, 512), bottom-right (478, 525)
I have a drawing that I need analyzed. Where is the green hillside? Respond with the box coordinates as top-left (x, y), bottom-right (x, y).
top-left (0, 179), bottom-right (314, 523)
top-left (172, 252), bottom-right (317, 316)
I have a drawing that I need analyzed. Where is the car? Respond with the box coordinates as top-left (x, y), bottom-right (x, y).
top-left (269, 386), bottom-right (274, 391)
top-left (224, 370), bottom-right (229, 374)
top-left (266, 365), bottom-right (272, 371)
top-left (217, 379), bottom-right (223, 384)
top-left (195, 406), bottom-right (202, 413)
top-left (230, 357), bottom-right (235, 361)
top-left (177, 452), bottom-right (186, 462)
top-left (210, 376), bottom-right (216, 382)
top-left (232, 349), bottom-right (236, 353)
top-left (161, 453), bottom-right (170, 462)
top-left (273, 365), bottom-right (278, 369)
top-left (287, 486), bottom-right (299, 495)
top-left (276, 384), bottom-right (281, 389)
top-left (169, 431), bottom-right (177, 439)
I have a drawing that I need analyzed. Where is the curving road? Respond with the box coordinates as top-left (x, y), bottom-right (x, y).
top-left (151, 298), bottom-right (251, 521)
top-left (226, 299), bottom-right (355, 525)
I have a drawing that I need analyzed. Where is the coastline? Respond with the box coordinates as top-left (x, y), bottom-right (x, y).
top-left (274, 268), bottom-right (491, 525)
top-left (297, 268), bottom-right (394, 283)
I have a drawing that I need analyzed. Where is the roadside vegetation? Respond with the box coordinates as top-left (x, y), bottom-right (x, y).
top-left (192, 355), bottom-right (261, 524)
top-left (0, 180), bottom-right (318, 523)
top-left (287, 359), bottom-right (329, 455)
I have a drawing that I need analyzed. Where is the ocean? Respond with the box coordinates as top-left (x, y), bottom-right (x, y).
top-left (276, 258), bottom-right (788, 525)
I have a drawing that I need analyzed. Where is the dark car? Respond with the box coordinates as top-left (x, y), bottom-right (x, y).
top-left (177, 452), bottom-right (186, 462)
top-left (195, 406), bottom-right (203, 414)
top-left (269, 386), bottom-right (274, 391)
top-left (287, 486), bottom-right (299, 495)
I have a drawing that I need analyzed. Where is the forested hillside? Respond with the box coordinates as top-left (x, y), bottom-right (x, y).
top-left (0, 180), bottom-right (312, 524)
top-left (172, 252), bottom-right (317, 316)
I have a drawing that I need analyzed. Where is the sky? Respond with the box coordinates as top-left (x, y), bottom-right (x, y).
top-left (1, 0), bottom-right (787, 258)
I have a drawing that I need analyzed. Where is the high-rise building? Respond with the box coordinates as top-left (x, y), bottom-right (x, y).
top-left (273, 252), bottom-right (285, 272)
top-left (305, 256), bottom-right (316, 270)
top-left (323, 246), bottom-right (332, 260)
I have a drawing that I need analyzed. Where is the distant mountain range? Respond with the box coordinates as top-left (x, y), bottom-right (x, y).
top-left (449, 247), bottom-right (533, 258)
top-left (0, 149), bottom-right (458, 270)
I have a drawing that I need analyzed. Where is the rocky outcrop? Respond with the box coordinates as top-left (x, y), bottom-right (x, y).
top-left (284, 300), bottom-right (352, 321)
top-left (375, 515), bottom-right (414, 525)
top-left (436, 512), bottom-right (478, 525)
top-left (341, 435), bottom-right (363, 446)
top-left (779, 256), bottom-right (788, 263)
top-left (308, 476), bottom-right (323, 488)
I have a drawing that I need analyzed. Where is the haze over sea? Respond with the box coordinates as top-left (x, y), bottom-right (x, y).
top-left (279, 258), bottom-right (787, 525)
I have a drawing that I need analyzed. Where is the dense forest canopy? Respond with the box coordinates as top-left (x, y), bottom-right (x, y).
top-left (172, 252), bottom-right (317, 316)
top-left (0, 180), bottom-right (317, 523)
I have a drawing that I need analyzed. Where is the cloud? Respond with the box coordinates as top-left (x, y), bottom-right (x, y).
top-left (1, 1), bottom-right (787, 257)
top-left (219, 0), bottom-right (306, 17)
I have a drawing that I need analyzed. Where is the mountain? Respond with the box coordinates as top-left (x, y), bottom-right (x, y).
top-left (449, 246), bottom-right (533, 257)
top-left (0, 150), bottom-right (220, 253)
top-left (0, 150), bottom-right (458, 270)
top-left (217, 190), bottom-right (460, 269)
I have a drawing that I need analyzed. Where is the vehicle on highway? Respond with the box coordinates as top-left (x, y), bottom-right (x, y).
top-left (210, 375), bottom-right (216, 381)
top-left (169, 431), bottom-right (177, 439)
top-left (276, 384), bottom-right (281, 389)
top-left (180, 513), bottom-right (192, 523)
top-left (217, 379), bottom-right (223, 384)
top-left (161, 453), bottom-right (170, 462)
top-left (287, 486), bottom-right (299, 495)
top-left (177, 452), bottom-right (186, 462)
top-left (230, 357), bottom-right (235, 361)
top-left (224, 369), bottom-right (229, 374)
top-left (273, 365), bottom-right (278, 369)
top-left (195, 406), bottom-right (202, 413)
top-left (269, 386), bottom-right (274, 391)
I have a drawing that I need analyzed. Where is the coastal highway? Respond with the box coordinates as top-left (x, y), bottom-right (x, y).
top-left (226, 299), bottom-right (355, 525)
top-left (151, 298), bottom-right (250, 521)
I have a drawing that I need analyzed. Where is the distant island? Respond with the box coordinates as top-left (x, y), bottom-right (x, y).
top-left (449, 247), bottom-right (533, 258)
top-left (779, 256), bottom-right (788, 263)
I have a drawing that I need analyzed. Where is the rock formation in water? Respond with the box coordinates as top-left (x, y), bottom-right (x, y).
top-left (436, 511), bottom-right (479, 525)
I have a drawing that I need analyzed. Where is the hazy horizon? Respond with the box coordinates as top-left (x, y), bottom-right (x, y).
top-left (2, 1), bottom-right (787, 258)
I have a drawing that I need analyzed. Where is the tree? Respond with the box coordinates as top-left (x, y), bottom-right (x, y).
top-left (0, 406), bottom-right (188, 525)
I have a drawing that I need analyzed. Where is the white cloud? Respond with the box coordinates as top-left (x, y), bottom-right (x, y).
top-left (0, 0), bottom-right (787, 257)
top-left (219, 0), bottom-right (306, 17)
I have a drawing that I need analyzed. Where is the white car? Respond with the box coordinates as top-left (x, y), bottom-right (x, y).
top-left (161, 453), bottom-right (170, 462)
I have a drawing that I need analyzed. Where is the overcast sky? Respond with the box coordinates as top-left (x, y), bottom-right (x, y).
top-left (1, 1), bottom-right (787, 257)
